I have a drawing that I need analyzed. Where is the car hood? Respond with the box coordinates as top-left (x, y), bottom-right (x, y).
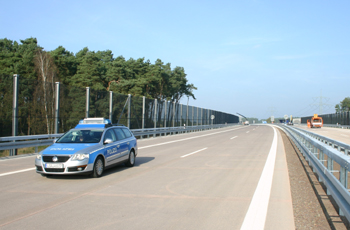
top-left (41, 143), bottom-right (100, 155)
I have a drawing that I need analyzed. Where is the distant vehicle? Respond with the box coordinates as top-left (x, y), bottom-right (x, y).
top-left (307, 114), bottom-right (323, 128)
top-left (262, 121), bottom-right (267, 124)
top-left (244, 121), bottom-right (249, 125)
top-left (35, 118), bottom-right (138, 178)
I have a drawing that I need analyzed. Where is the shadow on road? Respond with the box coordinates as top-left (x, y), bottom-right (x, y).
top-left (43, 156), bottom-right (155, 180)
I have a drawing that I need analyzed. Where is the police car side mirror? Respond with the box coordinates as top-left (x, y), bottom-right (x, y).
top-left (104, 139), bottom-right (113, 145)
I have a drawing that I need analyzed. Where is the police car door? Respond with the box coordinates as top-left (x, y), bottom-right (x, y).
top-left (103, 129), bottom-right (120, 166)
top-left (113, 128), bottom-right (129, 161)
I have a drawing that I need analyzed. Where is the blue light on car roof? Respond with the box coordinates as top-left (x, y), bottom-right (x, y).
top-left (79, 118), bottom-right (111, 124)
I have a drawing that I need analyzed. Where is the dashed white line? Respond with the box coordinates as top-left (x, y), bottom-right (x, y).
top-left (139, 126), bottom-right (247, 150)
top-left (341, 134), bottom-right (349, 137)
top-left (230, 136), bottom-right (238, 140)
top-left (240, 126), bottom-right (278, 230)
top-left (246, 131), bottom-right (250, 133)
top-left (0, 167), bottom-right (35, 177)
top-left (181, 148), bottom-right (207, 158)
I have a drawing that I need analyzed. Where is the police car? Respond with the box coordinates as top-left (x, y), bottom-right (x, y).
top-left (35, 118), bottom-right (138, 178)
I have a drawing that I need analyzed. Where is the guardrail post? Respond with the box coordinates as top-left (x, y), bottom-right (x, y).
top-left (109, 91), bottom-right (113, 122)
top-left (86, 87), bottom-right (90, 118)
top-left (327, 157), bottom-right (334, 195)
top-left (11, 74), bottom-right (19, 156)
top-left (340, 167), bottom-right (348, 191)
top-left (54, 82), bottom-right (60, 134)
top-left (128, 94), bottom-right (131, 128)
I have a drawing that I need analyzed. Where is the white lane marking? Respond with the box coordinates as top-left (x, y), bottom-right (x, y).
top-left (341, 134), bottom-right (349, 137)
top-left (0, 154), bottom-right (36, 162)
top-left (240, 126), bottom-right (277, 230)
top-left (0, 167), bottom-right (36, 177)
top-left (181, 148), bottom-right (207, 158)
top-left (246, 131), bottom-right (250, 133)
top-left (139, 126), bottom-right (247, 150)
top-left (230, 136), bottom-right (238, 140)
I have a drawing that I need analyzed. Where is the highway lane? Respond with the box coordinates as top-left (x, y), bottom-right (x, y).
top-left (0, 125), bottom-right (294, 230)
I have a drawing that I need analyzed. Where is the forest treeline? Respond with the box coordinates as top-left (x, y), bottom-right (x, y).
top-left (0, 37), bottom-right (199, 136)
top-left (0, 37), bottom-right (196, 102)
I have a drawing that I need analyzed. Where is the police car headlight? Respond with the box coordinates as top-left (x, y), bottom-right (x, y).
top-left (71, 154), bottom-right (89, 161)
top-left (36, 154), bottom-right (42, 159)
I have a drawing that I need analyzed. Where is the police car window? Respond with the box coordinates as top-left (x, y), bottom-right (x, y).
top-left (56, 129), bottom-right (102, 143)
top-left (113, 128), bottom-right (126, 140)
top-left (122, 128), bottom-right (132, 138)
top-left (104, 130), bottom-right (117, 142)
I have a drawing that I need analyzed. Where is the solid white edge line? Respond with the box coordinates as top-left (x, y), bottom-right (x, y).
top-left (181, 148), bottom-right (207, 158)
top-left (0, 167), bottom-right (36, 177)
top-left (240, 126), bottom-right (278, 230)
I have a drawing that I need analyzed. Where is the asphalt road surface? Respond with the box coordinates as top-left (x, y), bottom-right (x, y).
top-left (0, 125), bottom-right (328, 229)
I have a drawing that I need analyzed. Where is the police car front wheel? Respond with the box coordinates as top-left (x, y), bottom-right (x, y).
top-left (125, 150), bottom-right (135, 167)
top-left (91, 157), bottom-right (104, 178)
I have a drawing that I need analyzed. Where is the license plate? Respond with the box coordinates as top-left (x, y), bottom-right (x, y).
top-left (45, 163), bottom-right (63, 168)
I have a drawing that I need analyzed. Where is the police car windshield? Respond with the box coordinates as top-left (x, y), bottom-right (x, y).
top-left (56, 129), bottom-right (103, 143)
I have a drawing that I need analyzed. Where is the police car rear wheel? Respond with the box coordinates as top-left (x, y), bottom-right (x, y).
top-left (91, 157), bottom-right (104, 178)
top-left (125, 151), bottom-right (135, 167)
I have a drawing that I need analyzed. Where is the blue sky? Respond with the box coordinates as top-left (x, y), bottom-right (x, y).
top-left (1, 0), bottom-right (350, 119)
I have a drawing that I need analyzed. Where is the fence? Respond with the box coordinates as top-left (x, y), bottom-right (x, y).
top-left (301, 112), bottom-right (350, 125)
top-left (0, 74), bottom-right (239, 138)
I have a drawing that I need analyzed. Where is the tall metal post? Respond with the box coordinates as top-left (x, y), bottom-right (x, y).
top-left (11, 74), bottom-right (19, 156)
top-left (109, 91), bottom-right (113, 122)
top-left (186, 100), bottom-right (189, 127)
top-left (127, 94), bottom-right (131, 128)
top-left (192, 106), bottom-right (194, 126)
top-left (197, 107), bottom-right (199, 126)
top-left (154, 99), bottom-right (157, 137)
top-left (208, 109), bottom-right (210, 126)
top-left (201, 108), bottom-right (203, 126)
top-left (180, 104), bottom-right (182, 127)
top-left (54, 82), bottom-right (60, 134)
top-left (164, 100), bottom-right (167, 128)
top-left (86, 87), bottom-right (90, 118)
top-left (142, 96), bottom-right (145, 130)
top-left (173, 102), bottom-right (175, 127)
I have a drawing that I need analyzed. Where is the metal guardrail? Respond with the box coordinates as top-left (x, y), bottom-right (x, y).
top-left (278, 124), bottom-right (350, 222)
top-left (291, 126), bottom-right (350, 156)
top-left (323, 124), bottom-right (350, 129)
top-left (0, 124), bottom-right (238, 152)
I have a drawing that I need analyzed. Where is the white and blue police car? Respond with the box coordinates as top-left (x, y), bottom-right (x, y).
top-left (35, 118), bottom-right (138, 178)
